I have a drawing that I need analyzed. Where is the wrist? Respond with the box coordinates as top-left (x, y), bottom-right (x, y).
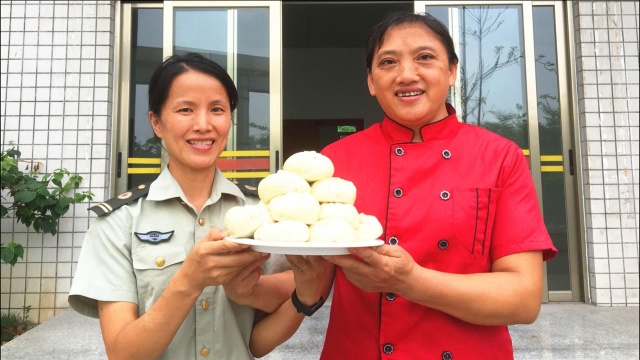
top-left (291, 289), bottom-right (325, 316)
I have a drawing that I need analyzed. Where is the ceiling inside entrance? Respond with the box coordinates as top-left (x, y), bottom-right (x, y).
top-left (283, 1), bottom-right (414, 48)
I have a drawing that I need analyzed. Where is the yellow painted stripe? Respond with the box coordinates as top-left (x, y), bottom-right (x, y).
top-left (128, 168), bottom-right (161, 174)
top-left (541, 166), bottom-right (564, 172)
top-left (222, 171), bottom-right (271, 178)
top-left (129, 158), bottom-right (162, 164)
top-left (522, 149), bottom-right (530, 156)
top-left (220, 150), bottom-right (270, 157)
top-left (541, 155), bottom-right (563, 162)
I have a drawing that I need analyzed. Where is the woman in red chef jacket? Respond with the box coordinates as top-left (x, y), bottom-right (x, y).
top-left (320, 12), bottom-right (557, 360)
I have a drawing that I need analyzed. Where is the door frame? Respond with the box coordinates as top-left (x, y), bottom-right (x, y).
top-left (112, 1), bottom-right (282, 194)
top-left (415, 0), bottom-right (584, 302)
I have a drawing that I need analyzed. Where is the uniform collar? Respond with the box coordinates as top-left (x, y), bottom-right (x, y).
top-left (147, 167), bottom-right (245, 205)
top-left (381, 103), bottom-right (460, 143)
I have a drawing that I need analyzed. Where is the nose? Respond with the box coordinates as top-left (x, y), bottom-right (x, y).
top-left (396, 61), bottom-right (419, 84)
top-left (193, 110), bottom-right (211, 132)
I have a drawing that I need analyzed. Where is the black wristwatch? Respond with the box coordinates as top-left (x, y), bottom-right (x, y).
top-left (291, 289), bottom-right (325, 316)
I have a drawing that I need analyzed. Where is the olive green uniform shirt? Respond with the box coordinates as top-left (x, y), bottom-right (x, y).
top-left (69, 167), bottom-right (260, 359)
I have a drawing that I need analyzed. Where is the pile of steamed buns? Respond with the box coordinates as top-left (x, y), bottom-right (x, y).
top-left (224, 151), bottom-right (383, 243)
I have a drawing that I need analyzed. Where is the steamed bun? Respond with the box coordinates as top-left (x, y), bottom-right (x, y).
top-left (309, 217), bottom-right (357, 242)
top-left (318, 203), bottom-right (360, 228)
top-left (283, 151), bottom-right (334, 182)
top-left (268, 192), bottom-right (320, 224)
top-left (258, 170), bottom-right (310, 204)
top-left (224, 202), bottom-right (273, 238)
top-left (311, 177), bottom-right (357, 205)
top-left (254, 220), bottom-right (310, 242)
top-left (357, 214), bottom-right (383, 241)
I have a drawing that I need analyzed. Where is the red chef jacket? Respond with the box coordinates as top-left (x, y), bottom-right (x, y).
top-left (320, 105), bottom-right (557, 360)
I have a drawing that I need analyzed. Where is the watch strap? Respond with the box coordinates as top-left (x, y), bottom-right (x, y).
top-left (291, 289), bottom-right (325, 316)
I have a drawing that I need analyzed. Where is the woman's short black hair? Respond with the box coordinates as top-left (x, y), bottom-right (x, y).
top-left (365, 12), bottom-right (459, 71)
top-left (148, 52), bottom-right (238, 116)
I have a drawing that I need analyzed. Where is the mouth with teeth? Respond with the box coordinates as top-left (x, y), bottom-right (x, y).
top-left (397, 91), bottom-right (424, 97)
top-left (188, 140), bottom-right (214, 147)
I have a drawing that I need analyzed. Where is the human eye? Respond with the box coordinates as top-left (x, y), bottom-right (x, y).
top-left (378, 58), bottom-right (395, 67)
top-left (177, 107), bottom-right (192, 113)
top-left (211, 106), bottom-right (225, 113)
top-left (417, 53), bottom-right (433, 61)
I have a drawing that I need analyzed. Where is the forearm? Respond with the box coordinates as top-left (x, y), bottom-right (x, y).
top-left (249, 299), bottom-right (305, 358)
top-left (237, 271), bottom-right (295, 313)
top-left (399, 252), bottom-right (543, 326)
top-left (101, 270), bottom-right (201, 360)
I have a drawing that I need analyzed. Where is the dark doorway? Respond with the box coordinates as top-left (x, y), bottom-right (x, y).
top-left (281, 1), bottom-right (413, 158)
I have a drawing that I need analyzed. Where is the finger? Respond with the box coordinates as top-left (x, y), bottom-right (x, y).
top-left (322, 254), bottom-right (360, 268)
top-left (199, 228), bottom-right (230, 243)
top-left (235, 255), bottom-right (269, 279)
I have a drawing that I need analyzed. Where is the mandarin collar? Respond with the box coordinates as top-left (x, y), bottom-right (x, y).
top-left (147, 166), bottom-right (245, 206)
top-left (381, 103), bottom-right (461, 143)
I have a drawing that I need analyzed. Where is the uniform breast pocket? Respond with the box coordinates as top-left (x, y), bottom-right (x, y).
top-left (133, 246), bottom-right (187, 308)
top-left (452, 188), bottom-right (501, 258)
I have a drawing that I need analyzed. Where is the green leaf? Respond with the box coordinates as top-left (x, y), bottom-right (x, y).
top-left (14, 190), bottom-right (37, 203)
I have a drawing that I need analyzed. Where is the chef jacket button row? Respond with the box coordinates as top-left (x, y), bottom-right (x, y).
top-left (383, 343), bottom-right (394, 355)
top-left (442, 350), bottom-right (453, 360)
top-left (395, 147), bottom-right (451, 159)
top-left (394, 189), bottom-right (450, 200)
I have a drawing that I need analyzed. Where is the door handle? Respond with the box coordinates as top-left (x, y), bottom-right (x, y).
top-left (568, 149), bottom-right (574, 176)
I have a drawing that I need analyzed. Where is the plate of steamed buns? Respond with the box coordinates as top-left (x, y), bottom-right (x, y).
top-left (224, 151), bottom-right (384, 255)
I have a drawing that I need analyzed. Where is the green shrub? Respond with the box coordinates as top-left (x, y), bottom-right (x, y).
top-left (1, 306), bottom-right (34, 343)
top-left (1, 146), bottom-right (94, 266)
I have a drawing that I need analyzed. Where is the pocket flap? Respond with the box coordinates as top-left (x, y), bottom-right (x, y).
top-left (133, 246), bottom-right (187, 270)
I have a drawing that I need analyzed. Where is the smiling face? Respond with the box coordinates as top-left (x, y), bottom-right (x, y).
top-left (367, 22), bottom-right (458, 132)
top-left (149, 70), bottom-right (231, 177)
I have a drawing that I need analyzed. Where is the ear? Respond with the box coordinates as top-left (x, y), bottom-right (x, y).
top-left (367, 71), bottom-right (376, 97)
top-left (149, 111), bottom-right (163, 139)
top-left (448, 62), bottom-right (458, 87)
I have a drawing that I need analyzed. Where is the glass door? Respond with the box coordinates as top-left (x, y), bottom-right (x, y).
top-left (114, 1), bottom-right (281, 192)
top-left (416, 1), bottom-right (582, 302)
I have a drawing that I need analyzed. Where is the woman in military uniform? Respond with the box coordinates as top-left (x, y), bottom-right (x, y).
top-left (69, 53), bottom-right (334, 359)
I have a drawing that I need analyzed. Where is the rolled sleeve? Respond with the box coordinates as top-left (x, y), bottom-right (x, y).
top-left (69, 208), bottom-right (139, 318)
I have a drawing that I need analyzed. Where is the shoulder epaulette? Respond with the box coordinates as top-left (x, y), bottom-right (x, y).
top-left (232, 180), bottom-right (259, 197)
top-left (89, 183), bottom-right (151, 216)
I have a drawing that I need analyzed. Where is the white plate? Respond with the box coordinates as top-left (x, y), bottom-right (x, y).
top-left (226, 237), bottom-right (385, 255)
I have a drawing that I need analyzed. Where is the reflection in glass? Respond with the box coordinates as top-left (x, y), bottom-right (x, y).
top-left (429, 5), bottom-right (528, 149)
top-left (533, 6), bottom-right (570, 291)
top-left (129, 8), bottom-right (163, 187)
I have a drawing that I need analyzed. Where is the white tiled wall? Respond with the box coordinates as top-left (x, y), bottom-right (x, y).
top-left (1, 0), bottom-right (113, 323)
top-left (0, 0), bottom-right (639, 325)
top-left (574, 0), bottom-right (640, 306)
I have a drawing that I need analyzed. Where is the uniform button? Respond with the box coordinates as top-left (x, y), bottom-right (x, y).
top-left (442, 350), bottom-right (453, 360)
top-left (388, 237), bottom-right (399, 245)
top-left (200, 347), bottom-right (210, 357)
top-left (442, 149), bottom-right (451, 159)
top-left (395, 147), bottom-right (404, 156)
top-left (383, 343), bottom-right (394, 355)
top-left (385, 292), bottom-right (396, 301)
top-left (155, 257), bottom-right (165, 267)
top-left (438, 239), bottom-right (449, 250)
top-left (199, 218), bottom-right (205, 226)
top-left (202, 299), bottom-right (210, 310)
top-left (393, 188), bottom-right (403, 198)
top-left (440, 191), bottom-right (450, 200)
